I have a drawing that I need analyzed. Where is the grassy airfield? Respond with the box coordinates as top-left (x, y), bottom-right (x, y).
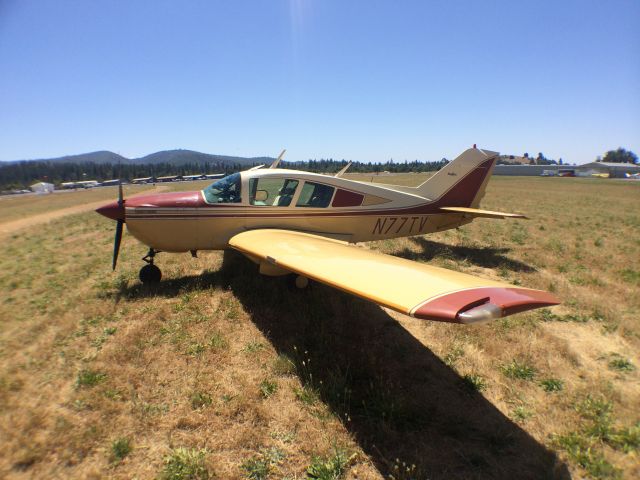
top-left (0, 176), bottom-right (638, 479)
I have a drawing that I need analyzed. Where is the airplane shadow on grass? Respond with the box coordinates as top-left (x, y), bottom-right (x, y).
top-left (121, 250), bottom-right (567, 480)
top-left (395, 237), bottom-right (536, 273)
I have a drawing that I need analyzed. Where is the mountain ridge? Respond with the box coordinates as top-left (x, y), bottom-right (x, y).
top-left (2, 149), bottom-right (275, 166)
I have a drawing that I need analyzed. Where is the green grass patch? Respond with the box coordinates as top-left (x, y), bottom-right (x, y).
top-left (443, 345), bottom-right (464, 366)
top-left (462, 373), bottom-right (487, 393)
top-left (500, 359), bottom-right (537, 381)
top-left (294, 385), bottom-right (320, 406)
top-left (259, 379), bottom-right (278, 399)
top-left (620, 268), bottom-right (640, 285)
top-left (208, 332), bottom-right (228, 349)
top-left (272, 353), bottom-right (296, 376)
top-left (75, 369), bottom-right (107, 388)
top-left (307, 446), bottom-right (354, 480)
top-left (606, 423), bottom-right (640, 453)
top-left (185, 342), bottom-right (206, 356)
top-left (159, 447), bottom-right (211, 480)
top-left (512, 406), bottom-right (533, 422)
top-left (110, 437), bottom-right (132, 463)
top-left (241, 447), bottom-right (284, 479)
top-left (540, 378), bottom-right (564, 392)
top-left (554, 432), bottom-right (620, 479)
top-left (243, 341), bottom-right (266, 353)
top-left (190, 391), bottom-right (212, 410)
top-left (241, 456), bottom-right (269, 480)
top-left (607, 355), bottom-right (635, 373)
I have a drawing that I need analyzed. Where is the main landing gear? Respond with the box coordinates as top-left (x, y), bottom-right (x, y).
top-left (139, 248), bottom-right (162, 284)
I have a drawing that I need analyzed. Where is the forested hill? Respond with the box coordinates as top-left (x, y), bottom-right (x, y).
top-left (132, 150), bottom-right (273, 166)
top-left (0, 150), bottom-right (450, 190)
top-left (0, 149), bottom-right (275, 189)
top-left (4, 149), bottom-right (270, 166)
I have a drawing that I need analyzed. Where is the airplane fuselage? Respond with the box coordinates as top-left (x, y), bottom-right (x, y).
top-left (119, 169), bottom-right (475, 252)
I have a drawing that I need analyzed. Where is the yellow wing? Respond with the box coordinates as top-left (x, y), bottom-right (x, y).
top-left (229, 229), bottom-right (558, 324)
top-left (439, 207), bottom-right (527, 219)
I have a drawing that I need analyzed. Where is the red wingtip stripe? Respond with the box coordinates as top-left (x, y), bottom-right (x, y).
top-left (412, 287), bottom-right (560, 323)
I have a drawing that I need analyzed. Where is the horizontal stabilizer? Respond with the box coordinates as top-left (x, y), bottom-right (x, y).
top-left (440, 206), bottom-right (527, 219)
top-left (229, 229), bottom-right (558, 324)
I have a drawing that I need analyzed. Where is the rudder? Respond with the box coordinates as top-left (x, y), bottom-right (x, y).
top-left (417, 147), bottom-right (499, 207)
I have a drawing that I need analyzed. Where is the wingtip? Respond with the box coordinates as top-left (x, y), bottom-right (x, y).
top-left (412, 287), bottom-right (560, 324)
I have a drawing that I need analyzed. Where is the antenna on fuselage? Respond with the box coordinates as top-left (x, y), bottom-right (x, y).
top-left (269, 149), bottom-right (286, 169)
top-left (335, 161), bottom-right (352, 177)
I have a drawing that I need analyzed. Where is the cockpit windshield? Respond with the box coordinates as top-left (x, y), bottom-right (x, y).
top-left (202, 173), bottom-right (242, 203)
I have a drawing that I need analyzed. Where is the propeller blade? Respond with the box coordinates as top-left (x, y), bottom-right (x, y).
top-left (112, 219), bottom-right (123, 270)
top-left (118, 181), bottom-right (123, 206)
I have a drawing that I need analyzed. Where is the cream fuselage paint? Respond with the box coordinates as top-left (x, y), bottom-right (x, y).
top-left (123, 169), bottom-right (472, 252)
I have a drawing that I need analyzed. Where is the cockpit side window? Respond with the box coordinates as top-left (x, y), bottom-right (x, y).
top-left (296, 182), bottom-right (335, 208)
top-left (249, 177), bottom-right (299, 206)
top-left (202, 173), bottom-right (242, 204)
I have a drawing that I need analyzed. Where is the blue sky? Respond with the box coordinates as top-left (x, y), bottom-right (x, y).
top-left (0, 0), bottom-right (638, 164)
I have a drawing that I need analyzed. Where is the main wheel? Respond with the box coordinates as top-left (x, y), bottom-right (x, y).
top-left (294, 275), bottom-right (309, 289)
top-left (139, 264), bottom-right (162, 284)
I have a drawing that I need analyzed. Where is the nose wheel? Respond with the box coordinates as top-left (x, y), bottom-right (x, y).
top-left (139, 248), bottom-right (162, 284)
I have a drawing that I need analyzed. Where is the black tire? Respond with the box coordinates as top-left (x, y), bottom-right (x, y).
top-left (139, 264), bottom-right (162, 284)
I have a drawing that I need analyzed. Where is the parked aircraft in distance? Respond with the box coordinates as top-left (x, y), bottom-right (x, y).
top-left (96, 147), bottom-right (559, 325)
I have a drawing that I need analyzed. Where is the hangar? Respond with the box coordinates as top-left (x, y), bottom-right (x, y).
top-left (576, 162), bottom-right (640, 179)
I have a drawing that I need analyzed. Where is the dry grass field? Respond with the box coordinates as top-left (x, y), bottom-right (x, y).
top-left (0, 185), bottom-right (156, 225)
top-left (0, 176), bottom-right (638, 479)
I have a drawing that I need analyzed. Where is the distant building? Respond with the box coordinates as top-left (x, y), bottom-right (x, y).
top-left (183, 174), bottom-right (206, 181)
top-left (156, 175), bottom-right (182, 183)
top-left (204, 174), bottom-right (224, 180)
top-left (493, 165), bottom-right (563, 176)
top-left (576, 162), bottom-right (640, 179)
top-left (77, 180), bottom-right (99, 188)
top-left (132, 177), bottom-right (155, 184)
top-left (62, 180), bottom-right (99, 188)
top-left (101, 179), bottom-right (121, 186)
top-left (30, 182), bottom-right (54, 194)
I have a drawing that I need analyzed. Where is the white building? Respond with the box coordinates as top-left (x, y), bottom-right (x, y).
top-left (30, 182), bottom-right (55, 194)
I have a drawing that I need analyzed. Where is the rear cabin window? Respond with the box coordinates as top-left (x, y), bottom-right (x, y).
top-left (296, 182), bottom-right (335, 208)
top-left (202, 173), bottom-right (241, 203)
top-left (332, 189), bottom-right (364, 207)
top-left (249, 178), bottom-right (299, 206)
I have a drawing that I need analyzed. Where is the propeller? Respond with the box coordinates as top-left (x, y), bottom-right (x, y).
top-left (112, 178), bottom-right (124, 270)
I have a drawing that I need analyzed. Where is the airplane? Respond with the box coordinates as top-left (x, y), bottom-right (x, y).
top-left (96, 146), bottom-right (559, 325)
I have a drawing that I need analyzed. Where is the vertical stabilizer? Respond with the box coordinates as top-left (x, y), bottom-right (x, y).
top-left (416, 148), bottom-right (499, 207)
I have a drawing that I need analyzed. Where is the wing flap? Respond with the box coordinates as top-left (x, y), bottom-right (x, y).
top-left (229, 229), bottom-right (558, 323)
top-left (440, 206), bottom-right (527, 219)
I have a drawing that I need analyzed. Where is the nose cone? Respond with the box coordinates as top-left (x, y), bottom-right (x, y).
top-left (96, 201), bottom-right (125, 221)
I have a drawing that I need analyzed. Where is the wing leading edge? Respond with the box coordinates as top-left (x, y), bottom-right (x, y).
top-left (229, 229), bottom-right (558, 324)
top-left (439, 207), bottom-right (527, 219)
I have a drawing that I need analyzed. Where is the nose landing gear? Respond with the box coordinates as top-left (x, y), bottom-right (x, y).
top-left (139, 248), bottom-right (162, 284)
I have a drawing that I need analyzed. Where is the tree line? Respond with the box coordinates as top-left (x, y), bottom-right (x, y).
top-left (0, 158), bottom-right (449, 190)
top-left (2, 148), bottom-right (636, 190)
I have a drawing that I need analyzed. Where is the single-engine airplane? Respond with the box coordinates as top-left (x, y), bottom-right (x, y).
top-left (96, 146), bottom-right (559, 324)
